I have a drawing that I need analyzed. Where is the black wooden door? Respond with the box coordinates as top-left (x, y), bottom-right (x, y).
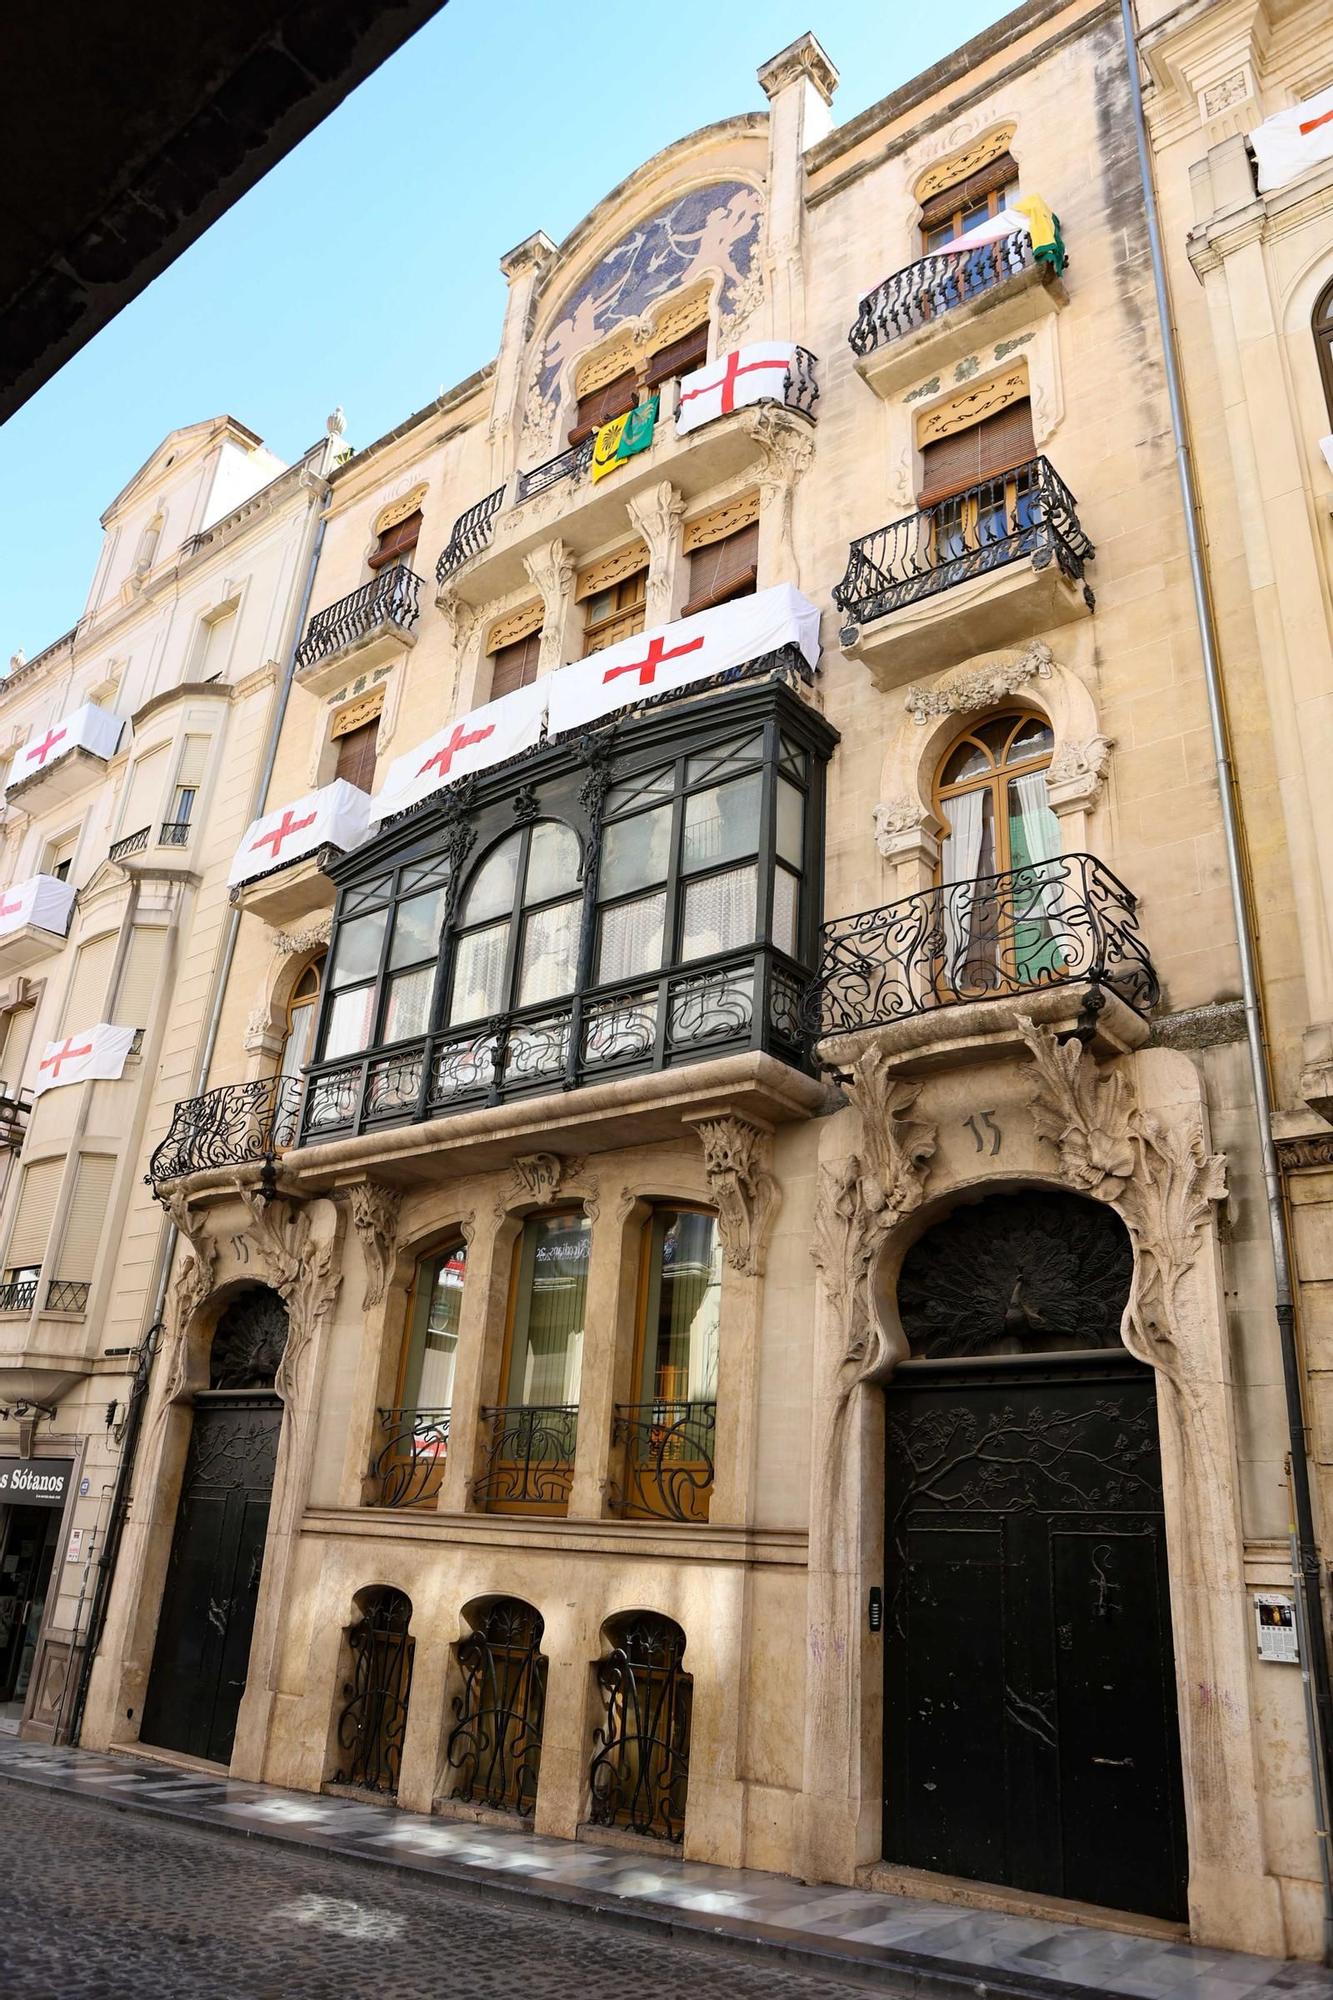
top-left (883, 1357), bottom-right (1187, 1921)
top-left (141, 1394), bottom-right (282, 1766)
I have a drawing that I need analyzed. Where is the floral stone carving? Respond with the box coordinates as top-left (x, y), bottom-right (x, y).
top-left (691, 1115), bottom-right (780, 1275)
top-left (347, 1180), bottom-right (402, 1309)
top-left (904, 640), bottom-right (1053, 725)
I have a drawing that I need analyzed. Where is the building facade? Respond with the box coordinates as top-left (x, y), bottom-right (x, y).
top-left (77, 0), bottom-right (1333, 1963)
top-left (0, 416), bottom-right (334, 1744)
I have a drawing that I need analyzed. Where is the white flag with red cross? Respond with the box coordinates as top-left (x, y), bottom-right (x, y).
top-left (31, 1022), bottom-right (138, 1096)
top-left (545, 583), bottom-right (822, 737)
top-left (0, 875), bottom-right (76, 942)
top-left (368, 675), bottom-right (547, 825)
top-left (8, 702), bottom-right (123, 790)
top-left (229, 779), bottom-right (372, 888)
top-left (674, 342), bottom-right (800, 437)
top-left (1250, 84), bottom-right (1333, 193)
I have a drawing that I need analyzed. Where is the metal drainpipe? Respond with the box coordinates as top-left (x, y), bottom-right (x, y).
top-left (65, 451), bottom-right (332, 1748)
top-left (1120, 0), bottom-right (1333, 1955)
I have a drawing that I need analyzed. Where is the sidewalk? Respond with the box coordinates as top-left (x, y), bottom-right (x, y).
top-left (2, 1737), bottom-right (1328, 2000)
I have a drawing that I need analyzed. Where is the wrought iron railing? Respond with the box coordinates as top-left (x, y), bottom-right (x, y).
top-left (806, 854), bottom-right (1158, 1041)
top-left (611, 1401), bottom-right (715, 1523)
top-left (333, 1588), bottom-right (414, 1796)
top-left (515, 434), bottom-right (595, 504)
top-left (589, 1614), bottom-right (691, 1842)
top-left (110, 826), bottom-right (150, 862)
top-left (849, 231), bottom-right (1038, 357)
top-left (295, 565), bottom-right (422, 673)
top-left (435, 485), bottom-right (506, 584)
top-left (473, 1404), bottom-right (577, 1514)
top-left (149, 1073), bottom-right (304, 1184)
top-left (158, 820), bottom-right (191, 847)
top-left (833, 456), bottom-right (1094, 630)
top-left (45, 1279), bottom-right (90, 1313)
top-left (0, 1279), bottom-right (37, 1312)
top-left (443, 1599), bottom-right (547, 1818)
top-left (782, 344), bottom-right (820, 416)
top-left (0, 1085), bottom-right (31, 1151)
top-left (368, 1407), bottom-right (449, 1508)
top-left (300, 943), bottom-right (808, 1144)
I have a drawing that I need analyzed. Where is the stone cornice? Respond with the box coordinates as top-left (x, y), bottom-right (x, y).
top-left (130, 678), bottom-right (235, 731)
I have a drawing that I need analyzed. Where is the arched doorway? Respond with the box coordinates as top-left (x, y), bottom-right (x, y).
top-left (882, 1190), bottom-right (1187, 1921)
top-left (140, 1286), bottom-right (288, 1766)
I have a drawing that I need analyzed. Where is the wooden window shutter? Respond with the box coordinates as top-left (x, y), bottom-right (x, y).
top-left (7, 1159), bottom-right (63, 1270)
top-left (55, 1154), bottom-right (116, 1282)
top-left (61, 935), bottom-right (116, 1036)
top-left (0, 1005), bottom-right (35, 1092)
top-left (919, 400), bottom-right (1035, 506)
top-left (490, 631), bottom-right (541, 700)
top-left (570, 370), bottom-right (637, 445)
top-left (683, 521), bottom-right (760, 617)
top-left (645, 323), bottom-right (709, 390)
top-left (334, 720), bottom-right (378, 793)
top-left (919, 153), bottom-right (1019, 229)
top-left (368, 510), bottom-right (422, 572)
top-left (114, 928), bottom-right (166, 1030)
top-left (120, 747), bottom-right (168, 838)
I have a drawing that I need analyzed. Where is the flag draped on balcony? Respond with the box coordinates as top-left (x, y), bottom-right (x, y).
top-left (1250, 84), bottom-right (1333, 193)
top-left (933, 200), bottom-right (1064, 276)
top-left (0, 875), bottom-right (75, 941)
top-left (229, 779), bottom-right (372, 887)
top-left (32, 1022), bottom-right (138, 1096)
top-left (7, 702), bottom-right (123, 789)
top-left (368, 676), bottom-right (546, 824)
top-left (674, 343), bottom-right (799, 436)
top-left (590, 395), bottom-right (659, 482)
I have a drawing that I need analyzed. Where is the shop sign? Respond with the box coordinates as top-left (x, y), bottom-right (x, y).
top-left (0, 1458), bottom-right (73, 1508)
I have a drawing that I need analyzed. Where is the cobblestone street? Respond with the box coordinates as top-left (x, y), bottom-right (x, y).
top-left (0, 1776), bottom-right (883, 2000)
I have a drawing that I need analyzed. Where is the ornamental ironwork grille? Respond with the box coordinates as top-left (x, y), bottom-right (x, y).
top-left (435, 486), bottom-right (506, 582)
top-left (804, 853), bottom-right (1158, 1039)
top-left (473, 1404), bottom-right (577, 1516)
top-left (295, 566), bottom-right (422, 674)
top-left (588, 1613), bottom-right (692, 1842)
top-left (368, 1406), bottom-right (450, 1508)
top-left (610, 1401), bottom-right (715, 1523)
top-left (833, 456), bottom-right (1094, 632)
top-left (849, 231), bottom-right (1040, 356)
top-left (149, 1074), bottom-right (303, 1185)
top-left (333, 1587), bottom-right (414, 1796)
top-left (443, 1598), bottom-right (548, 1818)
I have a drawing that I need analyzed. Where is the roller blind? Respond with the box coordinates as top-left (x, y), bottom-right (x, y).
top-left (919, 153), bottom-right (1019, 229)
top-left (0, 1006), bottom-right (35, 1093)
top-left (683, 522), bottom-right (760, 617)
top-left (61, 934), bottom-right (116, 1035)
top-left (7, 1159), bottom-right (63, 1269)
top-left (196, 606), bottom-right (237, 682)
top-left (489, 632), bottom-right (541, 700)
top-left (54, 1154), bottom-right (115, 1282)
top-left (114, 927), bottom-right (165, 1030)
top-left (334, 721), bottom-right (378, 793)
top-left (368, 511), bottom-right (422, 572)
top-left (176, 735), bottom-right (210, 789)
top-left (119, 747), bottom-right (167, 838)
top-left (570, 370), bottom-right (636, 444)
top-left (919, 400), bottom-right (1035, 507)
top-left (645, 322), bottom-right (708, 389)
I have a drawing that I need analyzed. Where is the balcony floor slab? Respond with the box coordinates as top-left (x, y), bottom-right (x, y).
top-left (840, 555), bottom-right (1092, 688)
top-left (818, 983), bottom-right (1149, 1079)
top-left (854, 265), bottom-right (1066, 400)
top-left (294, 620), bottom-right (416, 698)
top-left (230, 853), bottom-right (339, 928)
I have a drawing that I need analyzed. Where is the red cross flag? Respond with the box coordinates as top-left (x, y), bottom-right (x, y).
top-left (0, 874), bottom-right (76, 942)
top-left (1250, 84), bottom-right (1333, 193)
top-left (674, 342), bottom-right (799, 438)
top-left (31, 1022), bottom-right (138, 1097)
top-left (8, 702), bottom-right (123, 790)
top-left (546, 583), bottom-right (822, 736)
top-left (229, 779), bottom-right (372, 888)
top-left (369, 675), bottom-right (546, 826)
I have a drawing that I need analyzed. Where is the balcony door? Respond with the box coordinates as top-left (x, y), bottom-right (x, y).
top-left (934, 712), bottom-right (1062, 996)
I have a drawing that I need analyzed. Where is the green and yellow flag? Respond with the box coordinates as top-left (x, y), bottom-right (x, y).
top-left (591, 394), bottom-right (660, 482)
top-left (1013, 196), bottom-right (1065, 274)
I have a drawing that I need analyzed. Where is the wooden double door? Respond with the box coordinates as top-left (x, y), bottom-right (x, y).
top-left (883, 1357), bottom-right (1188, 1921)
top-left (141, 1393), bottom-right (282, 1766)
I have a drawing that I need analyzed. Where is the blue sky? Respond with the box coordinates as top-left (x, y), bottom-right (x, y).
top-left (0, 0), bottom-right (1008, 655)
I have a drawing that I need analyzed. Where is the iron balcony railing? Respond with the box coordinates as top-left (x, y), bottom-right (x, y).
top-left (435, 485), bottom-right (506, 585)
top-left (805, 854), bottom-right (1158, 1042)
top-left (299, 943), bottom-right (808, 1145)
top-left (369, 1407), bottom-right (450, 1509)
top-left (0, 1279), bottom-right (37, 1312)
top-left (779, 344), bottom-right (820, 416)
top-left (0, 1083), bottom-right (31, 1152)
top-left (158, 819), bottom-right (191, 847)
top-left (849, 231), bottom-right (1039, 357)
top-left (833, 455), bottom-right (1094, 632)
top-left (109, 826), bottom-right (150, 862)
top-left (515, 434), bottom-right (595, 505)
top-left (295, 565), bottom-right (422, 673)
top-left (45, 1278), bottom-right (90, 1313)
top-left (474, 1404), bottom-right (577, 1515)
top-left (149, 1074), bottom-right (303, 1185)
top-left (611, 1401), bottom-right (716, 1523)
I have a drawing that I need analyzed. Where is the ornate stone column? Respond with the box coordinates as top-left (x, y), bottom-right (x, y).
top-left (489, 232), bottom-right (556, 481)
top-left (436, 583), bottom-right (484, 715)
top-left (751, 407), bottom-right (814, 591)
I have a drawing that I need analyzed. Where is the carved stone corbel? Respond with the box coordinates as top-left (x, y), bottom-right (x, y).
top-left (872, 794), bottom-right (939, 869)
top-left (347, 1180), bottom-right (402, 1309)
top-left (495, 1151), bottom-right (598, 1223)
top-left (158, 1190), bottom-right (219, 1404)
top-left (689, 1114), bottom-right (780, 1275)
top-left (811, 1046), bottom-right (936, 1386)
top-left (524, 539), bottom-right (576, 674)
top-left (748, 405), bottom-right (815, 587)
top-left (1045, 734), bottom-right (1113, 817)
top-left (625, 481), bottom-right (686, 625)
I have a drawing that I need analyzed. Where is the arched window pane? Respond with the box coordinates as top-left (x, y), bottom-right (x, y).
top-left (525, 821), bottom-right (581, 902)
top-left (942, 736), bottom-right (990, 786)
top-left (403, 1243), bottom-right (467, 1407)
top-left (508, 1213), bottom-right (590, 1405)
top-left (642, 1211), bottom-right (721, 1402)
top-left (462, 836), bottom-right (522, 926)
top-left (1007, 718), bottom-right (1053, 764)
